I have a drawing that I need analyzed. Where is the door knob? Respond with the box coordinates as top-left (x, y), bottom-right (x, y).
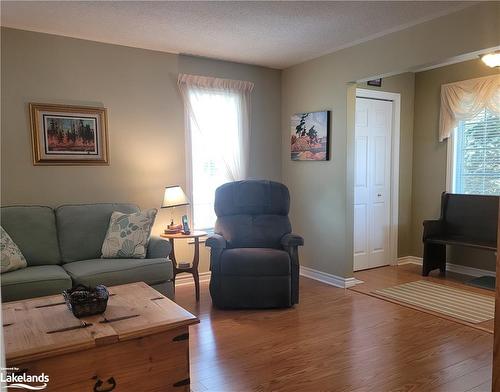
top-left (377, 193), bottom-right (382, 197)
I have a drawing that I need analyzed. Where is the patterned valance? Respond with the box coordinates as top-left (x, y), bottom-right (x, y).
top-left (439, 74), bottom-right (500, 142)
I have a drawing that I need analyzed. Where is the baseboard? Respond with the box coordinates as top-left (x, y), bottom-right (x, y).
top-left (445, 263), bottom-right (496, 278)
top-left (175, 271), bottom-right (211, 286)
top-left (176, 260), bottom-right (495, 288)
top-left (175, 267), bottom-right (366, 289)
top-left (300, 266), bottom-right (363, 289)
top-left (397, 256), bottom-right (423, 266)
top-left (397, 256), bottom-right (496, 278)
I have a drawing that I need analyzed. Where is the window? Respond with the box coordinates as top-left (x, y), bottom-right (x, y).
top-left (450, 108), bottom-right (500, 195)
top-left (178, 74), bottom-right (254, 230)
top-left (189, 91), bottom-right (239, 229)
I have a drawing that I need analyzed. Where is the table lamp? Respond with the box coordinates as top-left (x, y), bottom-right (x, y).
top-left (161, 185), bottom-right (190, 233)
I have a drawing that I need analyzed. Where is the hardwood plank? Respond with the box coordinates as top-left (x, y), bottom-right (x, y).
top-left (467, 380), bottom-right (493, 392)
top-left (174, 276), bottom-right (493, 391)
top-left (428, 365), bottom-right (492, 392)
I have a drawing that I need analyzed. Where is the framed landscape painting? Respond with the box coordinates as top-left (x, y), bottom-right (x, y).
top-left (290, 110), bottom-right (330, 161)
top-left (29, 103), bottom-right (109, 165)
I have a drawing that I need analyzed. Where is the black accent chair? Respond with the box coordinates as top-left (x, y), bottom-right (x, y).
top-left (206, 180), bottom-right (304, 309)
top-left (422, 192), bottom-right (498, 276)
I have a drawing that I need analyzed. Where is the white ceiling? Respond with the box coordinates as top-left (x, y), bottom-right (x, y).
top-left (1, 1), bottom-right (472, 69)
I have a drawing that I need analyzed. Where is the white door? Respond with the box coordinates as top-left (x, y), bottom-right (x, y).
top-left (354, 97), bottom-right (393, 271)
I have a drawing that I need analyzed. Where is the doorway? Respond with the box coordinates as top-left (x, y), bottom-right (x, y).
top-left (354, 89), bottom-right (400, 271)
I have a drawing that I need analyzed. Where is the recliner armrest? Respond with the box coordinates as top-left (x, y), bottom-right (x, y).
top-left (422, 220), bottom-right (444, 241)
top-left (205, 234), bottom-right (227, 250)
top-left (281, 233), bottom-right (304, 248)
top-left (147, 236), bottom-right (172, 259)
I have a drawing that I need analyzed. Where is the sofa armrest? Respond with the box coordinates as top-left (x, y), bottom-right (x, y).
top-left (281, 233), bottom-right (304, 248)
top-left (147, 236), bottom-right (172, 259)
top-left (422, 220), bottom-right (444, 242)
top-left (205, 234), bottom-right (227, 250)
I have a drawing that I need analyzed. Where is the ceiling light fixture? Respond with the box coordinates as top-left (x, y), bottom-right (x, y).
top-left (480, 52), bottom-right (500, 68)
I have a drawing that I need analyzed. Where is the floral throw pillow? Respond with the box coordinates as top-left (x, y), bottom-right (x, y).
top-left (101, 209), bottom-right (157, 259)
top-left (1, 226), bottom-right (27, 274)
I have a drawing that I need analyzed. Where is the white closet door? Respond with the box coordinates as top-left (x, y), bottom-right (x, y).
top-left (354, 97), bottom-right (393, 271)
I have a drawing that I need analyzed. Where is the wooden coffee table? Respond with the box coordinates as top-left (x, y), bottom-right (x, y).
top-left (2, 282), bottom-right (199, 391)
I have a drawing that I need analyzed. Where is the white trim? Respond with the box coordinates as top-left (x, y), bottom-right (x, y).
top-left (174, 268), bottom-right (368, 290)
top-left (356, 89), bottom-right (400, 102)
top-left (300, 266), bottom-right (363, 289)
top-left (446, 263), bottom-right (496, 278)
top-left (183, 101), bottom-right (195, 227)
top-left (446, 133), bottom-right (455, 192)
top-left (175, 271), bottom-right (211, 286)
top-left (355, 89), bottom-right (401, 267)
top-left (397, 256), bottom-right (423, 266)
top-left (397, 256), bottom-right (496, 278)
top-left (412, 45), bottom-right (500, 73)
top-left (446, 121), bottom-right (461, 193)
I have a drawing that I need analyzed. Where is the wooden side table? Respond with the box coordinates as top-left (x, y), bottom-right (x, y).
top-left (160, 231), bottom-right (207, 301)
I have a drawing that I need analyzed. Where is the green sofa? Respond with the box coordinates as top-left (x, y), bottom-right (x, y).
top-left (1, 203), bottom-right (173, 302)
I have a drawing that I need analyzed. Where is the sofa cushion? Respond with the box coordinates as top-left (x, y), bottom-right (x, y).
top-left (1, 226), bottom-right (27, 273)
top-left (56, 203), bottom-right (140, 263)
top-left (219, 248), bottom-right (290, 276)
top-left (0, 206), bottom-right (61, 266)
top-left (63, 258), bottom-right (173, 288)
top-left (1, 265), bottom-right (72, 302)
top-left (101, 209), bottom-right (157, 259)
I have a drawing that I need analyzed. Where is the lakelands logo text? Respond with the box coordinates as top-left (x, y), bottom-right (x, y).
top-left (1, 368), bottom-right (49, 390)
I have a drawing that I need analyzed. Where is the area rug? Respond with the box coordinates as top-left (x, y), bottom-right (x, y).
top-left (374, 280), bottom-right (495, 324)
top-left (466, 276), bottom-right (496, 291)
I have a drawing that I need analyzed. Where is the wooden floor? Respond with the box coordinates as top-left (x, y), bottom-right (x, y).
top-left (351, 263), bottom-right (495, 333)
top-left (174, 275), bottom-right (493, 392)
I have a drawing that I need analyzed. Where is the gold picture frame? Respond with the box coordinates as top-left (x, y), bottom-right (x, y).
top-left (29, 103), bottom-right (109, 165)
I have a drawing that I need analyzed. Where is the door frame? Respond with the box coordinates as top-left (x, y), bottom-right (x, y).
top-left (355, 88), bottom-right (401, 266)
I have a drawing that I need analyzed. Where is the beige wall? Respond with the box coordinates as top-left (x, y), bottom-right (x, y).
top-left (357, 73), bottom-right (415, 257)
top-left (411, 59), bottom-right (499, 271)
top-left (2, 3), bottom-right (499, 280)
top-left (282, 3), bottom-right (499, 278)
top-left (0, 28), bottom-right (282, 272)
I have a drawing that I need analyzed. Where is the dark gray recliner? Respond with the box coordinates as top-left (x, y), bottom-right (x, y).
top-left (206, 180), bottom-right (304, 309)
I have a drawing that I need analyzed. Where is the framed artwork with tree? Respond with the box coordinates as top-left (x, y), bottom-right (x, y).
top-left (29, 103), bottom-right (109, 165)
top-left (290, 110), bottom-right (330, 161)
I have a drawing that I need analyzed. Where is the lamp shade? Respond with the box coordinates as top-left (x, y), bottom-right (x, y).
top-left (162, 186), bottom-right (190, 208)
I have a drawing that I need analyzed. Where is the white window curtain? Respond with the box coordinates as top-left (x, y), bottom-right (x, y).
top-left (178, 74), bottom-right (254, 181)
top-left (439, 74), bottom-right (500, 142)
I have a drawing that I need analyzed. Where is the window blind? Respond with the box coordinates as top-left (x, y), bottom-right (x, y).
top-left (454, 109), bottom-right (500, 195)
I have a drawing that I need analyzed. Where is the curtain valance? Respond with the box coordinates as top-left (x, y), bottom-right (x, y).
top-left (439, 74), bottom-right (500, 142)
top-left (178, 74), bottom-right (254, 93)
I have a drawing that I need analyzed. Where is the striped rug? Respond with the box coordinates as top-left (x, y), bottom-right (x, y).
top-left (374, 280), bottom-right (495, 324)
